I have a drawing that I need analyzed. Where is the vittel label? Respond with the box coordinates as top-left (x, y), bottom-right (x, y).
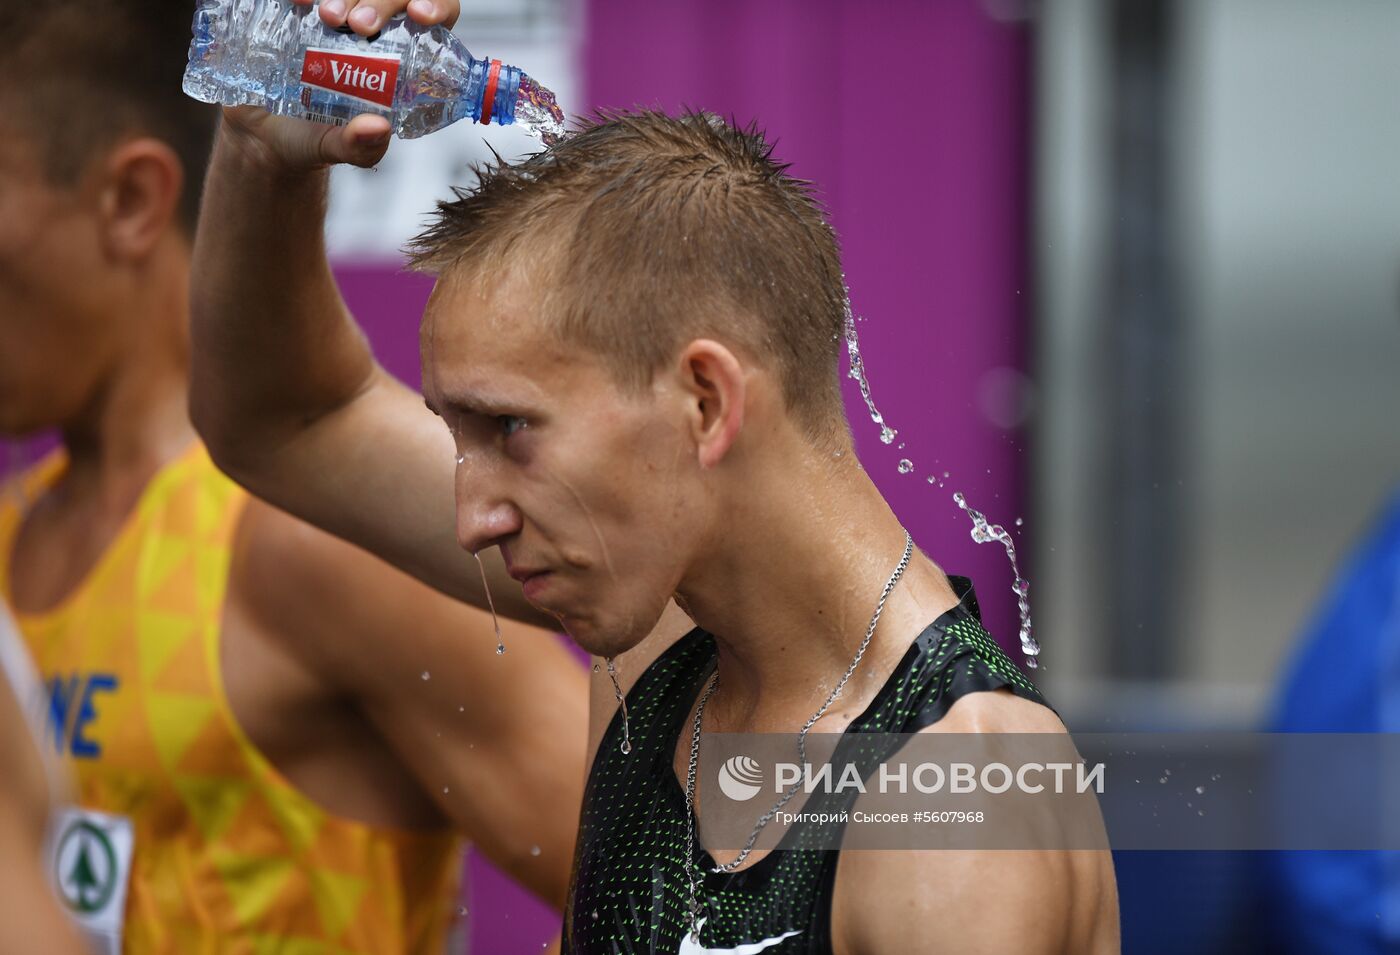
top-left (301, 47), bottom-right (400, 109)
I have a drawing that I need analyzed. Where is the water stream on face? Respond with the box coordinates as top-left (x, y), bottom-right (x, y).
top-left (473, 551), bottom-right (507, 655)
top-left (604, 657), bottom-right (633, 755)
top-left (841, 291), bottom-right (1041, 670)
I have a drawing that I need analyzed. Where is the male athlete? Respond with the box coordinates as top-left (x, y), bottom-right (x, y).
top-left (187, 0), bottom-right (1120, 951)
top-left (0, 1), bottom-right (586, 951)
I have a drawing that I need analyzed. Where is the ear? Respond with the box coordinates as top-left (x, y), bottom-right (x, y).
top-left (675, 339), bottom-right (746, 469)
top-left (94, 137), bottom-right (184, 262)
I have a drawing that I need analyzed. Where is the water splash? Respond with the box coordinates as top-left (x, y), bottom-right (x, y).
top-left (473, 550), bottom-right (507, 655)
top-left (952, 491), bottom-right (1040, 669)
top-left (842, 288), bottom-right (1042, 671)
top-left (514, 74), bottom-right (567, 146)
top-left (604, 657), bottom-right (633, 755)
top-left (841, 295), bottom-right (897, 446)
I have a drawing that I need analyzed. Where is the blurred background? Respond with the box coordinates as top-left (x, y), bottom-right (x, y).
top-left (6, 0), bottom-right (1398, 951)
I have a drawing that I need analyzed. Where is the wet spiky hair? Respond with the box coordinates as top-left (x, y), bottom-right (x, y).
top-left (407, 109), bottom-right (850, 440)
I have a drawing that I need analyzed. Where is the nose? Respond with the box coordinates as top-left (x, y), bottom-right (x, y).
top-left (455, 466), bottom-right (524, 555)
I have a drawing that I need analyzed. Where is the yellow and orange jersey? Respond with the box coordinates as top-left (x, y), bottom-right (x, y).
top-left (0, 444), bottom-right (462, 954)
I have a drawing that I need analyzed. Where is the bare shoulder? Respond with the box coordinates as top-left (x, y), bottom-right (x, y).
top-left (926, 686), bottom-right (1067, 735)
top-left (832, 692), bottom-right (1119, 955)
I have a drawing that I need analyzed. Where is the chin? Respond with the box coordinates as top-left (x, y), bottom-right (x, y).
top-left (561, 608), bottom-right (662, 658)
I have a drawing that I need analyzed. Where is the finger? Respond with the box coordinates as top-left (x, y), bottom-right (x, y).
top-left (342, 0), bottom-right (399, 35)
top-left (318, 0), bottom-right (348, 27)
top-left (320, 114), bottom-right (392, 168)
top-left (406, 0), bottom-right (459, 29)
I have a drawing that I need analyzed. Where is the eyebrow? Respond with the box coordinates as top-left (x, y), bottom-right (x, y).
top-left (424, 389), bottom-right (532, 419)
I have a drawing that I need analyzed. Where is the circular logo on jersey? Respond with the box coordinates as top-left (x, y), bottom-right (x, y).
top-left (54, 819), bottom-right (119, 915)
top-left (718, 754), bottom-right (764, 802)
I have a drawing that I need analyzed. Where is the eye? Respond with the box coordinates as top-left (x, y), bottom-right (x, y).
top-left (499, 415), bottom-right (528, 437)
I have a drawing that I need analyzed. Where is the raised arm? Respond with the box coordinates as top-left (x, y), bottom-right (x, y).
top-left (188, 0), bottom-right (544, 624)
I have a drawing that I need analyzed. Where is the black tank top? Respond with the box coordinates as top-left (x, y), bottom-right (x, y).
top-left (563, 576), bottom-right (1050, 954)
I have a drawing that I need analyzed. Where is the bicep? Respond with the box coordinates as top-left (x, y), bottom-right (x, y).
top-left (836, 848), bottom-right (1071, 955)
top-left (241, 507), bottom-right (590, 906)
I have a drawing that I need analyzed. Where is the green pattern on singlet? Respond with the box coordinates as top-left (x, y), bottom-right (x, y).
top-left (562, 576), bottom-right (1050, 954)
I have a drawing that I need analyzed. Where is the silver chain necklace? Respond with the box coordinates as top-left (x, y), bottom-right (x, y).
top-left (681, 530), bottom-right (914, 941)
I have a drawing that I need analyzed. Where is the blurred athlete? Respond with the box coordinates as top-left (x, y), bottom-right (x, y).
top-left (0, 1), bottom-right (586, 951)
top-left (0, 599), bottom-right (85, 955)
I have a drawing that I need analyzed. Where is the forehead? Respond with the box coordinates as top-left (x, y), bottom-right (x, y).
top-left (419, 259), bottom-right (605, 410)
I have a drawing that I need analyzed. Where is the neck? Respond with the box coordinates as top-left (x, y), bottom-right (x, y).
top-left (675, 441), bottom-right (959, 732)
top-left (58, 245), bottom-right (196, 507)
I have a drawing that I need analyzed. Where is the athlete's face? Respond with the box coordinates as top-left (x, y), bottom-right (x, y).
top-left (0, 118), bottom-right (121, 437)
top-left (422, 265), bottom-right (715, 656)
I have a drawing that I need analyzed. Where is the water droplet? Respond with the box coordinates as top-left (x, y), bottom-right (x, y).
top-left (458, 705), bottom-right (464, 713)
top-left (473, 551), bottom-right (507, 655)
top-left (455, 451), bottom-right (466, 465)
top-left (1164, 769), bottom-right (1172, 776)
top-left (898, 459), bottom-right (914, 474)
top-left (605, 657), bottom-right (633, 756)
top-left (459, 906), bottom-right (468, 917)
top-left (1159, 777), bottom-right (1168, 784)
top-left (1198, 810), bottom-right (1205, 816)
top-left (530, 845), bottom-right (541, 856)
top-left (1211, 773), bottom-right (1221, 781)
top-left (1195, 785), bottom-right (1205, 794)
top-left (443, 785), bottom-right (450, 794)
top-left (897, 442), bottom-right (906, 450)
top-left (879, 426), bottom-right (897, 445)
top-left (421, 671), bottom-right (430, 681)
top-left (926, 476), bottom-right (937, 484)
top-left (1015, 517), bottom-right (1024, 527)
top-left (942, 471), bottom-right (950, 478)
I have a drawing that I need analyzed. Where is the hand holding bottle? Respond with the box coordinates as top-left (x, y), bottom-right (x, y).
top-left (209, 0), bottom-right (458, 171)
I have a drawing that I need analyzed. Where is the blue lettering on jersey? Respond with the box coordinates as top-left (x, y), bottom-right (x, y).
top-left (44, 673), bottom-right (119, 759)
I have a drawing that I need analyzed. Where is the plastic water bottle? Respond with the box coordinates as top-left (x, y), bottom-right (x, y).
top-left (183, 0), bottom-right (566, 143)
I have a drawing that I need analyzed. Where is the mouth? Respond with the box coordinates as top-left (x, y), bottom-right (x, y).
top-left (519, 570), bottom-right (552, 601)
top-left (504, 560), bottom-right (553, 600)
